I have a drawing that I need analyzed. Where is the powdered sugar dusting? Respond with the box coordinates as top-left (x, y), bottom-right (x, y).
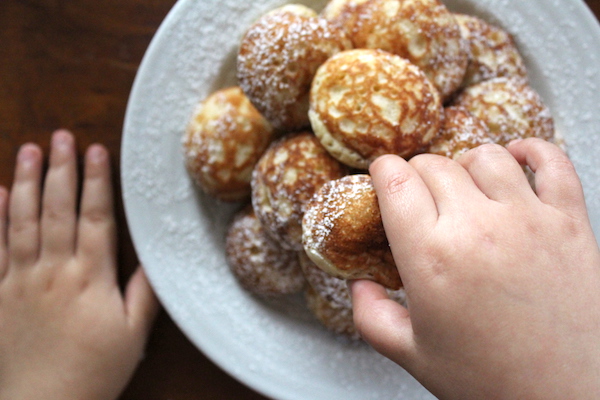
top-left (303, 174), bottom-right (368, 253)
top-left (121, 0), bottom-right (600, 399)
top-left (225, 206), bottom-right (306, 296)
top-left (238, 6), bottom-right (352, 130)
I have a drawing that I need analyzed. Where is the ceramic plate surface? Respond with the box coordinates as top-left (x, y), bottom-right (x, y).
top-left (122, 1), bottom-right (600, 398)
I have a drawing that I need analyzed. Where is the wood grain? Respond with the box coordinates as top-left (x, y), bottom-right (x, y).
top-left (1, 1), bottom-right (599, 399)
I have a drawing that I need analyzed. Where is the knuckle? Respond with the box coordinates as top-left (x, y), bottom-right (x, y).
top-left (384, 171), bottom-right (413, 196)
top-left (81, 207), bottom-right (110, 225)
top-left (9, 217), bottom-right (37, 236)
top-left (43, 206), bottom-right (71, 223)
top-left (545, 154), bottom-right (576, 174)
top-left (409, 154), bottom-right (448, 176)
top-left (461, 143), bottom-right (506, 163)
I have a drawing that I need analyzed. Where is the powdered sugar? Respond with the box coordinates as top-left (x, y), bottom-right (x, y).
top-left (303, 174), bottom-right (368, 252)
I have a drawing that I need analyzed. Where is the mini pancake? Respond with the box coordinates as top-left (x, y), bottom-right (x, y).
top-left (183, 87), bottom-right (273, 202)
top-left (453, 77), bottom-right (554, 146)
top-left (309, 49), bottom-right (443, 169)
top-left (428, 106), bottom-right (494, 159)
top-left (251, 132), bottom-right (349, 251)
top-left (225, 205), bottom-right (306, 297)
top-left (305, 285), bottom-right (360, 340)
top-left (454, 13), bottom-right (527, 88)
top-left (302, 174), bottom-right (401, 290)
top-left (237, 4), bottom-right (352, 131)
top-left (322, 0), bottom-right (468, 99)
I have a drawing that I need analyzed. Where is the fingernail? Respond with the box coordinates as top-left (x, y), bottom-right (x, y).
top-left (17, 144), bottom-right (39, 167)
top-left (507, 138), bottom-right (523, 147)
top-left (87, 144), bottom-right (107, 164)
top-left (52, 130), bottom-right (73, 151)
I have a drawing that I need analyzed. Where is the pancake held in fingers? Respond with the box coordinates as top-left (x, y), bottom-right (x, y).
top-left (237, 4), bottom-right (352, 131)
top-left (251, 132), bottom-right (348, 251)
top-left (302, 174), bottom-right (402, 290)
top-left (322, 0), bottom-right (468, 99)
top-left (309, 49), bottom-right (443, 169)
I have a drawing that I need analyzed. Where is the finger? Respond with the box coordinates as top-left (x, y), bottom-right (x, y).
top-left (125, 266), bottom-right (160, 339)
top-left (76, 145), bottom-right (116, 278)
top-left (408, 153), bottom-right (487, 214)
top-left (457, 143), bottom-right (535, 204)
top-left (507, 138), bottom-right (586, 215)
top-left (8, 144), bottom-right (43, 267)
top-left (0, 186), bottom-right (9, 279)
top-left (349, 279), bottom-right (415, 367)
top-left (40, 130), bottom-right (78, 261)
top-left (369, 155), bottom-right (438, 252)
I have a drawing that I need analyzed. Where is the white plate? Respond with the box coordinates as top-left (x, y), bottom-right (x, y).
top-left (121, 1), bottom-right (600, 399)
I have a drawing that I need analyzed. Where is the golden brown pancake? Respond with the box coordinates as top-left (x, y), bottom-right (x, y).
top-left (309, 49), bottom-right (442, 169)
top-left (237, 4), bottom-right (352, 131)
top-left (302, 174), bottom-right (401, 290)
top-left (454, 13), bottom-right (527, 88)
top-left (322, 0), bottom-right (468, 99)
top-left (453, 77), bottom-right (554, 146)
top-left (251, 132), bottom-right (349, 251)
top-left (183, 87), bottom-right (273, 202)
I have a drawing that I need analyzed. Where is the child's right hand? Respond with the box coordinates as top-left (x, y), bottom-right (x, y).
top-left (351, 138), bottom-right (600, 399)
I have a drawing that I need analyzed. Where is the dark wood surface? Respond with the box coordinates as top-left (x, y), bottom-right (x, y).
top-left (1, 1), bottom-right (599, 399)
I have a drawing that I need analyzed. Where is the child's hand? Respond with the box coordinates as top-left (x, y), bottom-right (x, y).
top-left (351, 138), bottom-right (600, 399)
top-left (0, 130), bottom-right (159, 400)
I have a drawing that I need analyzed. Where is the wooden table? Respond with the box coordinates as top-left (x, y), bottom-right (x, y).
top-left (2, 1), bottom-right (599, 399)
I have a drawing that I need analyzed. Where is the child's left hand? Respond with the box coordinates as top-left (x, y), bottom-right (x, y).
top-left (0, 130), bottom-right (159, 400)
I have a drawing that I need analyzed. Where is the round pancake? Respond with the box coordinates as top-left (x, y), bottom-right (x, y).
top-left (305, 285), bottom-right (359, 340)
top-left (237, 4), bottom-right (352, 131)
top-left (322, 0), bottom-right (468, 99)
top-left (302, 174), bottom-right (401, 290)
top-left (252, 132), bottom-right (349, 251)
top-left (225, 205), bottom-right (306, 297)
top-left (183, 87), bottom-right (273, 202)
top-left (454, 13), bottom-right (527, 88)
top-left (309, 49), bottom-right (442, 169)
top-left (453, 77), bottom-right (554, 146)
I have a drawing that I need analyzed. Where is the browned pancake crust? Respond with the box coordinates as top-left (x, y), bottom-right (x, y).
top-left (305, 285), bottom-right (360, 340)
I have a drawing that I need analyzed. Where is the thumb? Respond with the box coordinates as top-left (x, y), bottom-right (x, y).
top-left (349, 279), bottom-right (415, 367)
